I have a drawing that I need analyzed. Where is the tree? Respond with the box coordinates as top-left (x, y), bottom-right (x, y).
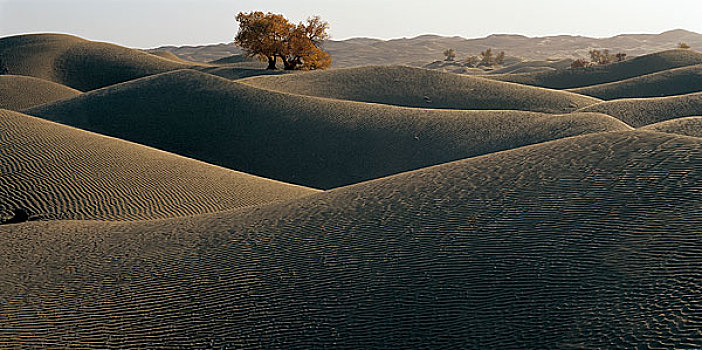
top-left (615, 52), bottom-right (627, 62)
top-left (570, 59), bottom-right (592, 69)
top-left (479, 48), bottom-right (495, 67)
top-left (496, 51), bottom-right (505, 65)
top-left (464, 55), bottom-right (480, 67)
top-left (443, 49), bottom-right (456, 61)
top-left (679, 42), bottom-right (691, 49)
top-left (589, 49), bottom-right (601, 63)
top-left (588, 49), bottom-right (616, 65)
top-left (234, 11), bottom-right (331, 70)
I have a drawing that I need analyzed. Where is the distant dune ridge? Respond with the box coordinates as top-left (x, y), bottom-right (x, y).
top-left (25, 69), bottom-right (628, 189)
top-left (0, 109), bottom-right (316, 221)
top-left (488, 49), bottom-right (702, 89)
top-left (0, 131), bottom-right (699, 348)
top-left (0, 33), bottom-right (187, 91)
top-left (640, 116), bottom-right (702, 138)
top-left (241, 65), bottom-right (601, 113)
top-left (151, 29), bottom-right (702, 67)
top-left (145, 49), bottom-right (189, 62)
top-left (578, 92), bottom-right (702, 127)
top-left (0, 75), bottom-right (80, 110)
top-left (569, 64), bottom-right (702, 99)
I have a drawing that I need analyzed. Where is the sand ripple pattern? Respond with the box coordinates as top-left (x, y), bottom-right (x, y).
top-left (26, 69), bottom-right (630, 189)
top-left (578, 92), bottom-right (702, 127)
top-left (640, 116), bottom-right (702, 138)
top-left (0, 131), bottom-right (699, 348)
top-left (0, 110), bottom-right (316, 221)
top-left (0, 75), bottom-right (80, 111)
top-left (241, 65), bottom-right (600, 113)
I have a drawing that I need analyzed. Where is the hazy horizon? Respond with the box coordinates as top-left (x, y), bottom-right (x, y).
top-left (1, 0), bottom-right (701, 48)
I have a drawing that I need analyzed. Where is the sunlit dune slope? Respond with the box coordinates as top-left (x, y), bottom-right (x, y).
top-left (26, 69), bottom-right (629, 189)
top-left (0, 33), bottom-right (187, 91)
top-left (146, 50), bottom-right (190, 62)
top-left (485, 59), bottom-right (574, 75)
top-left (0, 131), bottom-right (699, 348)
top-left (569, 64), bottom-right (702, 99)
top-left (0, 75), bottom-right (80, 110)
top-left (578, 92), bottom-right (702, 127)
top-left (488, 49), bottom-right (702, 89)
top-left (639, 116), bottom-right (702, 138)
top-left (241, 65), bottom-right (601, 113)
top-left (198, 66), bottom-right (289, 80)
top-left (0, 109), bottom-right (316, 221)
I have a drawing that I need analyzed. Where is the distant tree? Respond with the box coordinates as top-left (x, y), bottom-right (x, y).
top-left (570, 59), bottom-right (592, 69)
top-left (479, 48), bottom-right (495, 67)
top-left (496, 51), bottom-right (505, 65)
top-left (588, 49), bottom-right (601, 63)
top-left (588, 49), bottom-right (617, 65)
top-left (234, 11), bottom-right (331, 70)
top-left (464, 55), bottom-right (480, 67)
top-left (679, 42), bottom-right (691, 49)
top-left (443, 48), bottom-right (456, 61)
top-left (615, 52), bottom-right (627, 62)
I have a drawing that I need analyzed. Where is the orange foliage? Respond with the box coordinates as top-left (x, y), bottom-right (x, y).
top-left (235, 12), bottom-right (331, 70)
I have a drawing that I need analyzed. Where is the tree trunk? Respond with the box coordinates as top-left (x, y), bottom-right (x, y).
top-left (266, 56), bottom-right (277, 70)
top-left (281, 56), bottom-right (299, 70)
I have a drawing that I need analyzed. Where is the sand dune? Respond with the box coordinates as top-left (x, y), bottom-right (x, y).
top-left (26, 69), bottom-right (629, 189)
top-left (569, 64), bottom-right (702, 99)
top-left (639, 116), bottom-right (702, 138)
top-left (205, 57), bottom-right (268, 70)
top-left (241, 65), bottom-right (601, 113)
top-left (146, 50), bottom-right (189, 62)
top-left (0, 131), bottom-right (699, 348)
top-left (578, 92), bottom-right (702, 127)
top-left (489, 49), bottom-right (702, 89)
top-left (0, 33), bottom-right (187, 91)
top-left (485, 59), bottom-right (574, 75)
top-left (198, 66), bottom-right (289, 80)
top-left (0, 75), bottom-right (80, 110)
top-left (153, 29), bottom-right (702, 67)
top-left (0, 109), bottom-right (316, 221)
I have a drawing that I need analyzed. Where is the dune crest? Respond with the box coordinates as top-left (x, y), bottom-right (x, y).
top-left (569, 64), bottom-right (702, 99)
top-left (0, 131), bottom-right (699, 348)
top-left (26, 69), bottom-right (629, 189)
top-left (0, 33), bottom-right (187, 91)
top-left (241, 65), bottom-right (601, 113)
top-left (0, 75), bottom-right (80, 110)
top-left (578, 91), bottom-right (702, 127)
top-left (0, 109), bottom-right (316, 221)
top-left (489, 49), bottom-right (702, 89)
top-left (639, 116), bottom-right (702, 138)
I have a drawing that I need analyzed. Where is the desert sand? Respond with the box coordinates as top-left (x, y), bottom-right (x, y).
top-left (0, 33), bottom-right (700, 349)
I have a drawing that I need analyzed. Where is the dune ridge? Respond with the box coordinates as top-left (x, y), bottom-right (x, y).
top-left (0, 131), bottom-right (699, 348)
top-left (241, 65), bottom-right (601, 113)
top-left (578, 91), bottom-right (702, 127)
top-left (0, 109), bottom-right (317, 221)
top-left (26, 69), bottom-right (629, 189)
top-left (639, 116), bottom-right (702, 138)
top-left (0, 33), bottom-right (187, 91)
top-left (569, 64), bottom-right (702, 99)
top-left (0, 75), bottom-right (80, 110)
top-left (488, 49), bottom-right (702, 89)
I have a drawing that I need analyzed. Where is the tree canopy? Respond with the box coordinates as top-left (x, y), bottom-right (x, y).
top-left (235, 11), bottom-right (332, 70)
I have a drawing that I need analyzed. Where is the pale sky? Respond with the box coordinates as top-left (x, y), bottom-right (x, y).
top-left (1, 0), bottom-right (700, 48)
